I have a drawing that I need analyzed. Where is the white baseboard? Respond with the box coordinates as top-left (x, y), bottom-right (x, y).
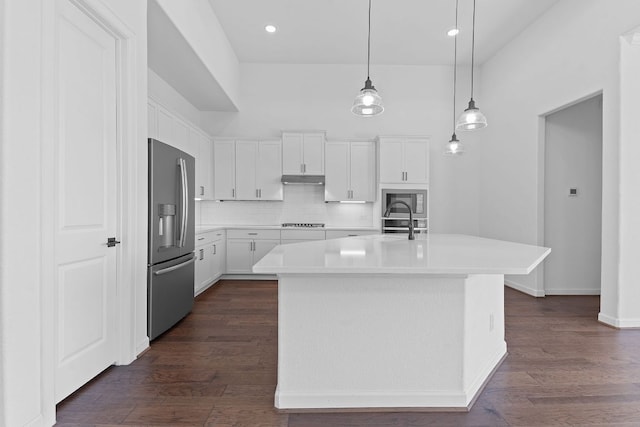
top-left (504, 279), bottom-right (545, 297)
top-left (545, 288), bottom-right (600, 295)
top-left (598, 313), bottom-right (640, 328)
top-left (135, 337), bottom-right (150, 357)
top-left (221, 274), bottom-right (277, 281)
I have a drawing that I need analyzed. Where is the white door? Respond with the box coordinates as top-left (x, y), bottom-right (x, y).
top-left (324, 141), bottom-right (350, 201)
top-left (235, 141), bottom-right (258, 200)
top-left (350, 142), bottom-right (375, 202)
top-left (302, 133), bottom-right (325, 174)
top-left (214, 140), bottom-right (236, 199)
top-left (403, 140), bottom-right (429, 184)
top-left (258, 140), bottom-right (283, 200)
top-left (55, 0), bottom-right (118, 403)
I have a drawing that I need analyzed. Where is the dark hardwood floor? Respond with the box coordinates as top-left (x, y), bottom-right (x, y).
top-left (56, 280), bottom-right (640, 426)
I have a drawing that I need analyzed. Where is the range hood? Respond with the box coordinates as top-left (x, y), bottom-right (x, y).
top-left (281, 175), bottom-right (325, 185)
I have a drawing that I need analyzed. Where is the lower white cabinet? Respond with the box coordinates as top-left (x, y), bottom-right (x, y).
top-left (226, 229), bottom-right (281, 274)
top-left (325, 229), bottom-right (379, 239)
top-left (194, 230), bottom-right (226, 295)
top-left (280, 229), bottom-right (326, 245)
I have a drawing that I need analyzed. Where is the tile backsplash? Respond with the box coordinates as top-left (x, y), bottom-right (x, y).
top-left (199, 185), bottom-right (375, 227)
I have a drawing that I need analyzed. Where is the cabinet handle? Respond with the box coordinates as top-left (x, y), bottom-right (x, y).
top-left (248, 232), bottom-right (258, 236)
top-left (197, 237), bottom-right (205, 241)
top-left (199, 248), bottom-right (204, 260)
top-left (249, 241), bottom-right (253, 252)
top-left (300, 163), bottom-right (304, 173)
top-left (405, 171), bottom-right (408, 181)
top-left (213, 244), bottom-right (216, 255)
top-left (232, 188), bottom-right (235, 198)
top-left (304, 163), bottom-right (307, 173)
top-left (200, 186), bottom-right (204, 196)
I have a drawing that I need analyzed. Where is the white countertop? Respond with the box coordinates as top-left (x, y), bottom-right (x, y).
top-left (196, 225), bottom-right (380, 234)
top-left (252, 234), bottom-right (551, 275)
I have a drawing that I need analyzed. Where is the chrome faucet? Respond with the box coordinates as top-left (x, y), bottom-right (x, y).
top-left (383, 200), bottom-right (415, 240)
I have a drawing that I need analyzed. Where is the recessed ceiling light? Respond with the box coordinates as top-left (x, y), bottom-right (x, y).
top-left (447, 28), bottom-right (459, 37)
top-left (265, 25), bottom-right (277, 33)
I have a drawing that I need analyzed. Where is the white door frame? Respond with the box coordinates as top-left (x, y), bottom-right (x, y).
top-left (40, 0), bottom-right (143, 422)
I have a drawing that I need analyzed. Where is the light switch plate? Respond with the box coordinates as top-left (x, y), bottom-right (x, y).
top-left (569, 188), bottom-right (578, 196)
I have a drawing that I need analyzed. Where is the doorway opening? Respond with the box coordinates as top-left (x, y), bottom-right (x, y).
top-left (543, 94), bottom-right (603, 295)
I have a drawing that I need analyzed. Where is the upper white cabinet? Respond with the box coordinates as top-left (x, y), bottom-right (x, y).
top-left (378, 136), bottom-right (429, 185)
top-left (148, 98), bottom-right (213, 199)
top-left (213, 138), bottom-right (236, 200)
top-left (282, 131), bottom-right (325, 175)
top-left (214, 139), bottom-right (283, 201)
top-left (236, 140), bottom-right (283, 200)
top-left (325, 141), bottom-right (376, 202)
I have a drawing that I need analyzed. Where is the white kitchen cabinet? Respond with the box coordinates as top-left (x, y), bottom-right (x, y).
top-left (235, 140), bottom-right (283, 200)
top-left (213, 139), bottom-right (236, 200)
top-left (325, 229), bottom-right (379, 239)
top-left (325, 141), bottom-right (375, 202)
top-left (194, 230), bottom-right (226, 295)
top-left (378, 136), bottom-right (429, 185)
top-left (192, 129), bottom-right (213, 200)
top-left (282, 131), bottom-right (325, 175)
top-left (148, 98), bottom-right (213, 199)
top-left (226, 229), bottom-right (281, 274)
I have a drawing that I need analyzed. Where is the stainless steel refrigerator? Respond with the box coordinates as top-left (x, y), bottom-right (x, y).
top-left (147, 138), bottom-right (195, 340)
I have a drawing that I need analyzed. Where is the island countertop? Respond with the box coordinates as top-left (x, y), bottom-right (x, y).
top-left (253, 233), bottom-right (550, 275)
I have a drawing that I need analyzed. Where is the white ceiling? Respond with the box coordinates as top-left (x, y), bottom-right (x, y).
top-left (208, 0), bottom-right (561, 66)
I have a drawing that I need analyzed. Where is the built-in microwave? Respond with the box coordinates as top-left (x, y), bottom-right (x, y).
top-left (381, 189), bottom-right (428, 234)
top-left (381, 189), bottom-right (428, 218)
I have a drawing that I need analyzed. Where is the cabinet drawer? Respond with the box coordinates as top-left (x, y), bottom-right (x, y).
top-left (227, 229), bottom-right (281, 240)
top-left (195, 231), bottom-right (219, 247)
top-left (325, 230), bottom-right (378, 239)
top-left (280, 229), bottom-right (326, 240)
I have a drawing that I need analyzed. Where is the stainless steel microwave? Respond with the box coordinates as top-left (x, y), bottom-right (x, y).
top-left (381, 189), bottom-right (428, 219)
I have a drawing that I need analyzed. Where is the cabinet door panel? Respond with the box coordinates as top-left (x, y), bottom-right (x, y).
top-left (379, 139), bottom-right (404, 183)
top-left (173, 119), bottom-right (190, 155)
top-left (282, 133), bottom-right (303, 174)
top-left (214, 140), bottom-right (236, 200)
top-left (403, 140), bottom-right (429, 184)
top-left (157, 107), bottom-right (174, 145)
top-left (211, 240), bottom-right (225, 279)
top-left (258, 140), bottom-right (283, 200)
top-left (350, 142), bottom-right (375, 202)
top-left (324, 142), bottom-right (350, 201)
top-left (302, 133), bottom-right (325, 174)
top-left (253, 240), bottom-right (280, 265)
top-left (226, 240), bottom-right (254, 274)
top-left (235, 141), bottom-right (258, 200)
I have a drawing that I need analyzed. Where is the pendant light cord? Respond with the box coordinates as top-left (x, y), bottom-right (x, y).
top-left (452, 0), bottom-right (459, 131)
top-left (367, 0), bottom-right (372, 79)
top-left (470, 0), bottom-right (476, 100)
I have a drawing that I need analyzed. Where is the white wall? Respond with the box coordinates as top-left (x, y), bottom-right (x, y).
top-left (0, 0), bottom-right (148, 425)
top-left (201, 63), bottom-right (481, 234)
top-left (544, 95), bottom-right (602, 295)
top-left (478, 0), bottom-right (640, 324)
top-left (148, 68), bottom-right (202, 127)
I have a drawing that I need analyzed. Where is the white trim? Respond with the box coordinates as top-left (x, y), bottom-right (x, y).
top-left (136, 337), bottom-right (150, 357)
top-left (545, 288), bottom-right (601, 296)
top-left (505, 279), bottom-right (545, 297)
top-left (221, 274), bottom-right (277, 281)
top-left (598, 313), bottom-right (640, 328)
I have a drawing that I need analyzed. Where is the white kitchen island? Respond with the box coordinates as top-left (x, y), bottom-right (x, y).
top-left (253, 234), bottom-right (550, 411)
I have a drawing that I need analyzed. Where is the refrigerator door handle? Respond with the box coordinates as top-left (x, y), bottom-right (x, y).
top-left (177, 158), bottom-right (188, 248)
top-left (154, 254), bottom-right (196, 276)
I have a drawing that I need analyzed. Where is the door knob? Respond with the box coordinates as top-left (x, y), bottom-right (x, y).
top-left (107, 237), bottom-right (121, 247)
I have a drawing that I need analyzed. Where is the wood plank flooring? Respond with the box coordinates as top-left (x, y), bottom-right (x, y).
top-left (56, 280), bottom-right (640, 426)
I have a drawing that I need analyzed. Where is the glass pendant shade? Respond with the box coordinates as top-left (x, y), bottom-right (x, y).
top-left (456, 99), bottom-right (487, 131)
top-left (444, 134), bottom-right (464, 155)
top-left (352, 78), bottom-right (384, 116)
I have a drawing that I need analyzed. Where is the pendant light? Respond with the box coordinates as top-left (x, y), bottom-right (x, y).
top-left (445, 0), bottom-right (464, 155)
top-left (351, 0), bottom-right (384, 117)
top-left (456, 0), bottom-right (487, 131)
